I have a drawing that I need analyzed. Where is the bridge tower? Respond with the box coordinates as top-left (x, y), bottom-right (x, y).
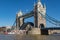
top-left (34, 0), bottom-right (46, 28)
top-left (29, 0), bottom-right (46, 34)
top-left (16, 10), bottom-right (24, 30)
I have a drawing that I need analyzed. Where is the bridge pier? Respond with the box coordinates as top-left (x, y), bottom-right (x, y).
top-left (41, 29), bottom-right (48, 35)
top-left (28, 28), bottom-right (49, 35)
top-left (28, 28), bottom-right (40, 34)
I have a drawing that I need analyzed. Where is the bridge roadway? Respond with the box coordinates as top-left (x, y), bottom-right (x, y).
top-left (41, 27), bottom-right (60, 30)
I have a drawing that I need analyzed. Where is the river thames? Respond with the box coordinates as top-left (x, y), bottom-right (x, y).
top-left (0, 34), bottom-right (60, 40)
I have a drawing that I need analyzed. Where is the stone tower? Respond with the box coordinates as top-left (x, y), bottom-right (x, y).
top-left (34, 0), bottom-right (46, 28)
top-left (16, 10), bottom-right (24, 30)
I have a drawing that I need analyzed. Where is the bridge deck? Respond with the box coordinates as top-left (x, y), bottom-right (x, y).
top-left (41, 27), bottom-right (60, 30)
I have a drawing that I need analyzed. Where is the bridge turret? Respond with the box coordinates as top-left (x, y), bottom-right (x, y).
top-left (43, 3), bottom-right (46, 14)
top-left (44, 3), bottom-right (46, 10)
top-left (17, 10), bottom-right (23, 17)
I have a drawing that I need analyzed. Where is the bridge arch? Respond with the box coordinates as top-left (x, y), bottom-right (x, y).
top-left (39, 23), bottom-right (45, 28)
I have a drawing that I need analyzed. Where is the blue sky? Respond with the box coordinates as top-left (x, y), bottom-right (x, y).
top-left (0, 0), bottom-right (60, 27)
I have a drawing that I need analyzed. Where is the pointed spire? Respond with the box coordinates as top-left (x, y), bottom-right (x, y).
top-left (44, 3), bottom-right (46, 9)
top-left (19, 10), bottom-right (23, 15)
top-left (37, 0), bottom-right (43, 7)
top-left (38, 0), bottom-right (41, 2)
top-left (17, 10), bottom-right (23, 17)
top-left (37, 0), bottom-right (41, 4)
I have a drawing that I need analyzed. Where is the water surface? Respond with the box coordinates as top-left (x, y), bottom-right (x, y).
top-left (0, 34), bottom-right (60, 40)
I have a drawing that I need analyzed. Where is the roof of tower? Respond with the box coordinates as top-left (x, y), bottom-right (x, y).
top-left (17, 10), bottom-right (23, 17)
top-left (38, 0), bottom-right (41, 2)
top-left (37, 0), bottom-right (43, 8)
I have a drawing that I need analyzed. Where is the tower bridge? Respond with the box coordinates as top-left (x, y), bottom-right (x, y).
top-left (12, 0), bottom-right (60, 35)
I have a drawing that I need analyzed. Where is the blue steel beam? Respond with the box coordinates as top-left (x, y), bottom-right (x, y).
top-left (41, 27), bottom-right (60, 30)
top-left (18, 11), bottom-right (34, 19)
